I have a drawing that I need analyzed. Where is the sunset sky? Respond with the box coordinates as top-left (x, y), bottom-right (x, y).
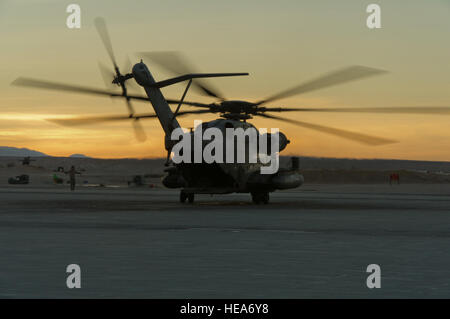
top-left (0, 0), bottom-right (449, 160)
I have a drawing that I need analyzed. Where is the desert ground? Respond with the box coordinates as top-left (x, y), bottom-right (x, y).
top-left (1, 156), bottom-right (450, 298)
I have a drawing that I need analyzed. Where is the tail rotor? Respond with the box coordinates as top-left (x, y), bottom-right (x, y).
top-left (94, 17), bottom-right (144, 140)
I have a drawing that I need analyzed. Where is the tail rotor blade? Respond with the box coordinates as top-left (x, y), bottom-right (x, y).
top-left (98, 61), bottom-right (115, 89)
top-left (122, 55), bottom-right (140, 92)
top-left (94, 17), bottom-right (118, 71)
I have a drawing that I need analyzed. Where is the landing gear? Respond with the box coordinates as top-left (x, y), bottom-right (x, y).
top-left (180, 191), bottom-right (195, 203)
top-left (251, 192), bottom-right (269, 204)
top-left (180, 191), bottom-right (187, 203)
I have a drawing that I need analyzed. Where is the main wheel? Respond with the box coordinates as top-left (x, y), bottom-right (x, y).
top-left (251, 192), bottom-right (262, 204)
top-left (261, 192), bottom-right (269, 204)
top-left (187, 193), bottom-right (195, 203)
top-left (180, 191), bottom-right (187, 203)
top-left (251, 192), bottom-right (270, 204)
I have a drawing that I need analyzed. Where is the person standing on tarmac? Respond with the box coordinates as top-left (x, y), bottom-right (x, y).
top-left (65, 165), bottom-right (81, 191)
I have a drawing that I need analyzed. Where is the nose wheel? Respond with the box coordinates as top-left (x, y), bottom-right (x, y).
top-left (251, 192), bottom-right (269, 204)
top-left (180, 191), bottom-right (194, 203)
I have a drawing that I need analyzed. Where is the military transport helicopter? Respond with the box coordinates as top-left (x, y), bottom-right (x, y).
top-left (12, 18), bottom-right (450, 204)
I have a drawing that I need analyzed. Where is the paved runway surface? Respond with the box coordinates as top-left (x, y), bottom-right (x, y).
top-left (1, 184), bottom-right (449, 298)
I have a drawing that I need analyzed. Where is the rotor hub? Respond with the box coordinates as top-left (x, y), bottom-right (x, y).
top-left (219, 100), bottom-right (258, 114)
top-left (221, 113), bottom-right (252, 120)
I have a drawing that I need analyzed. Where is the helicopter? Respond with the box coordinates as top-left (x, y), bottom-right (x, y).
top-left (12, 18), bottom-right (450, 204)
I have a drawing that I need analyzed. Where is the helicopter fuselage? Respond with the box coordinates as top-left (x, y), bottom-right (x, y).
top-left (132, 61), bottom-right (303, 202)
top-left (162, 118), bottom-right (304, 194)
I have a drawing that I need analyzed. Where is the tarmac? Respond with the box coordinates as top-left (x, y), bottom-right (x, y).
top-left (0, 184), bottom-right (449, 298)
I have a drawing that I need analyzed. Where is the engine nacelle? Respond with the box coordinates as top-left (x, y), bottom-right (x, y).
top-left (246, 167), bottom-right (303, 191)
top-left (162, 167), bottom-right (186, 188)
top-left (271, 170), bottom-right (304, 190)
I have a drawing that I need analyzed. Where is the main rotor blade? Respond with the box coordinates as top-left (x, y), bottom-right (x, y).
top-left (94, 17), bottom-right (118, 70)
top-left (47, 109), bottom-right (210, 127)
top-left (139, 51), bottom-right (227, 100)
top-left (12, 77), bottom-right (120, 97)
top-left (12, 77), bottom-right (151, 102)
top-left (261, 106), bottom-right (450, 114)
top-left (13, 76), bottom-right (218, 109)
top-left (166, 99), bottom-right (211, 108)
top-left (133, 119), bottom-right (147, 142)
top-left (125, 99), bottom-right (135, 117)
top-left (257, 113), bottom-right (396, 146)
top-left (47, 113), bottom-right (158, 126)
top-left (175, 109), bottom-right (212, 117)
top-left (257, 66), bottom-right (388, 105)
top-left (49, 114), bottom-right (148, 142)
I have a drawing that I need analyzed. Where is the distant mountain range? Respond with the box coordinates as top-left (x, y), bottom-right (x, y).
top-left (0, 146), bottom-right (92, 158)
top-left (0, 146), bottom-right (48, 157)
top-left (69, 154), bottom-right (90, 158)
